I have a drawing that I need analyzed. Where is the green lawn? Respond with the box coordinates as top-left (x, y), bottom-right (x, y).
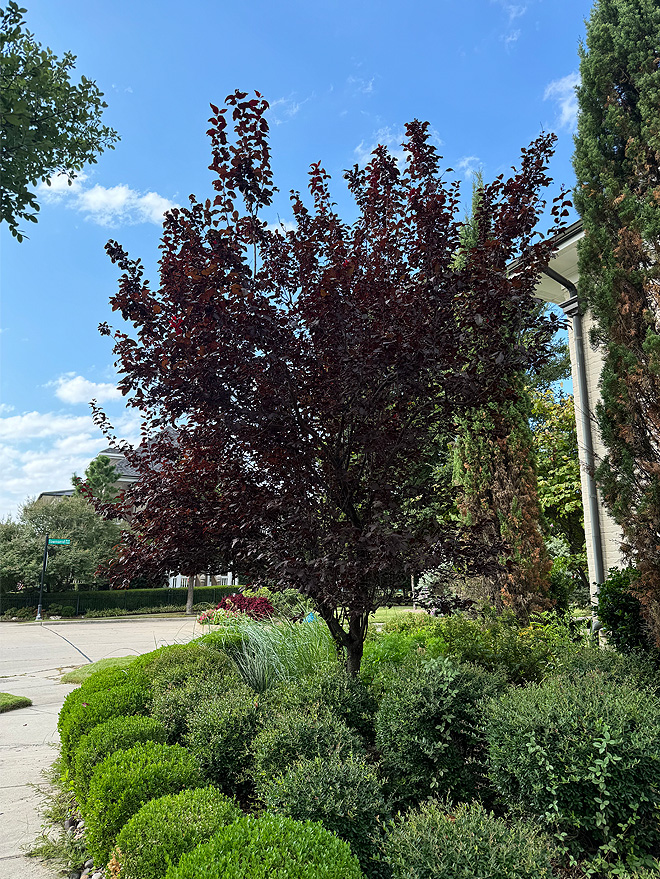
top-left (370, 605), bottom-right (417, 626)
top-left (60, 655), bottom-right (137, 684)
top-left (0, 692), bottom-right (32, 712)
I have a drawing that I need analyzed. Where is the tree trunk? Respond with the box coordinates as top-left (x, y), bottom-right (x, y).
top-left (185, 576), bottom-right (196, 615)
top-left (345, 635), bottom-right (364, 677)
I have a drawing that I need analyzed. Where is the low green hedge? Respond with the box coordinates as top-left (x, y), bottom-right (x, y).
top-left (383, 799), bottom-right (554, 879)
top-left (82, 742), bottom-right (203, 867)
top-left (260, 753), bottom-right (388, 879)
top-left (150, 668), bottom-right (238, 744)
top-left (164, 814), bottom-right (365, 879)
top-left (486, 671), bottom-right (660, 862)
top-left (0, 585), bottom-right (237, 616)
top-left (72, 715), bottom-right (167, 803)
top-left (112, 786), bottom-right (242, 879)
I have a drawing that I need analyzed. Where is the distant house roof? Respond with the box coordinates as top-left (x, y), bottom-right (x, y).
top-left (97, 447), bottom-right (141, 480)
top-left (36, 489), bottom-right (74, 503)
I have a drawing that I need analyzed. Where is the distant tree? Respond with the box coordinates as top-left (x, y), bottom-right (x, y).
top-left (94, 91), bottom-right (568, 674)
top-left (0, 1), bottom-right (119, 240)
top-left (0, 494), bottom-right (123, 591)
top-left (573, 0), bottom-right (660, 639)
top-left (73, 454), bottom-right (120, 503)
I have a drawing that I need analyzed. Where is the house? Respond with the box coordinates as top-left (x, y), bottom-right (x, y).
top-left (534, 219), bottom-right (623, 604)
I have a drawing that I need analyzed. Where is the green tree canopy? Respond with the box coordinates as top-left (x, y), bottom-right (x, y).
top-left (73, 454), bottom-right (120, 503)
top-left (0, 2), bottom-right (119, 240)
top-left (0, 494), bottom-right (123, 591)
top-left (573, 0), bottom-right (660, 638)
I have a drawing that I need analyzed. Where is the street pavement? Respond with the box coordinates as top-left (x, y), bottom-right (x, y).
top-left (0, 616), bottom-right (203, 879)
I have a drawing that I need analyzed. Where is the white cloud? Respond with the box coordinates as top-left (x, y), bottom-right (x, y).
top-left (347, 75), bottom-right (375, 95)
top-left (0, 410), bottom-right (142, 518)
top-left (266, 219), bottom-right (297, 236)
top-left (354, 125), bottom-right (443, 170)
top-left (544, 71), bottom-right (580, 130)
top-left (354, 126), bottom-right (407, 168)
top-left (270, 94), bottom-right (309, 125)
top-left (457, 156), bottom-right (481, 179)
top-left (50, 373), bottom-right (123, 405)
top-left (38, 172), bottom-right (178, 227)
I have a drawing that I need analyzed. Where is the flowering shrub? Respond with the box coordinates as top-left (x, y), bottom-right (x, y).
top-left (197, 593), bottom-right (274, 624)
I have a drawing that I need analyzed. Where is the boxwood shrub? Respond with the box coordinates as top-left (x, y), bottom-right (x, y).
top-left (267, 666), bottom-right (378, 742)
top-left (486, 671), bottom-right (660, 862)
top-left (375, 657), bottom-right (504, 809)
top-left (134, 641), bottom-right (237, 694)
top-left (59, 680), bottom-right (150, 768)
top-left (111, 786), bottom-right (242, 879)
top-left (59, 664), bottom-right (142, 730)
top-left (383, 799), bottom-right (554, 879)
top-left (72, 715), bottom-right (167, 803)
top-left (259, 753), bottom-right (387, 879)
top-left (82, 741), bottom-right (203, 867)
top-left (150, 668), bottom-right (238, 744)
top-left (164, 813), bottom-right (364, 879)
top-left (251, 706), bottom-right (365, 798)
top-left (184, 683), bottom-right (259, 799)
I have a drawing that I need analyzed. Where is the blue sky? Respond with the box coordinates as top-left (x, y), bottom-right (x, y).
top-left (0, 0), bottom-right (591, 518)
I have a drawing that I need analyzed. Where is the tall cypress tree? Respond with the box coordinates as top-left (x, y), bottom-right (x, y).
top-left (573, 0), bottom-right (660, 639)
top-left (453, 177), bottom-right (553, 619)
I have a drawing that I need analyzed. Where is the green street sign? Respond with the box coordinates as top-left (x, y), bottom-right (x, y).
top-left (48, 538), bottom-right (71, 545)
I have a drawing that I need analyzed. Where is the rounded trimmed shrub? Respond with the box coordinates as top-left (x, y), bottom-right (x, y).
top-left (268, 666), bottom-right (378, 742)
top-left (59, 664), bottom-right (141, 729)
top-left (134, 642), bottom-right (237, 694)
top-left (183, 683), bottom-right (259, 799)
top-left (59, 680), bottom-right (150, 768)
top-left (383, 799), bottom-right (554, 879)
top-left (82, 741), bottom-right (203, 867)
top-left (375, 657), bottom-right (504, 809)
top-left (149, 664), bottom-right (240, 744)
top-left (72, 715), bottom-right (167, 804)
top-left (486, 671), bottom-right (660, 862)
top-left (259, 753), bottom-right (387, 879)
top-left (111, 786), bottom-right (242, 879)
top-left (251, 706), bottom-right (365, 798)
top-left (164, 813), bottom-right (364, 879)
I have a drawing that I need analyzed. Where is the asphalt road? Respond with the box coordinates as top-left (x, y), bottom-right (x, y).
top-left (0, 616), bottom-right (203, 879)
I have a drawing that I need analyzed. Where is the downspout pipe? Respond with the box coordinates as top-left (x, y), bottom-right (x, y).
top-left (540, 266), bottom-right (605, 628)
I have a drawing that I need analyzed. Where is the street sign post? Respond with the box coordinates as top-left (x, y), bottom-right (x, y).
top-left (36, 535), bottom-right (71, 621)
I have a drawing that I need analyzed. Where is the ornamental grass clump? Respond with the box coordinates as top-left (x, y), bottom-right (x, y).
top-left (82, 741), bottom-right (203, 867)
top-left (375, 657), bottom-right (504, 809)
top-left (485, 671), bottom-right (660, 864)
top-left (383, 799), bottom-right (554, 879)
top-left (111, 786), bottom-right (242, 879)
top-left (72, 715), bottom-right (167, 804)
top-left (199, 615), bottom-right (336, 692)
top-left (164, 814), bottom-right (365, 879)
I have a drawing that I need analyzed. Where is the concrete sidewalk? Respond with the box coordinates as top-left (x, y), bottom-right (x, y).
top-left (0, 617), bottom-right (202, 879)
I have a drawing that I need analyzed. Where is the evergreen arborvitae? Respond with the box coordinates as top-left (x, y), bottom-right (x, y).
top-left (573, 0), bottom-right (660, 639)
top-left (452, 178), bottom-right (552, 619)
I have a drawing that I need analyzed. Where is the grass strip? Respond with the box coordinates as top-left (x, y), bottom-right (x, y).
top-left (0, 692), bottom-right (32, 712)
top-left (60, 655), bottom-right (137, 684)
